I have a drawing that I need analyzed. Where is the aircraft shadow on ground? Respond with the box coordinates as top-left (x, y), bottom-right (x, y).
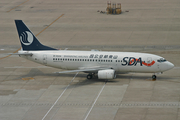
top-left (13, 68), bottom-right (175, 83)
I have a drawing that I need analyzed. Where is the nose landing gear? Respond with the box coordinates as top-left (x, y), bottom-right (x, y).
top-left (152, 75), bottom-right (156, 81)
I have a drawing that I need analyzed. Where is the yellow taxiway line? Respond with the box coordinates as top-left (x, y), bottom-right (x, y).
top-left (36, 14), bottom-right (64, 36)
top-left (7, 0), bottom-right (29, 12)
top-left (22, 77), bottom-right (34, 80)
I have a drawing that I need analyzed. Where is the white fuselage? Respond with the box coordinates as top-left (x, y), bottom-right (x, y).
top-left (18, 50), bottom-right (174, 74)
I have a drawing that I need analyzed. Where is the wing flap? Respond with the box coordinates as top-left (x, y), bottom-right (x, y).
top-left (55, 69), bottom-right (98, 74)
top-left (55, 66), bottom-right (112, 74)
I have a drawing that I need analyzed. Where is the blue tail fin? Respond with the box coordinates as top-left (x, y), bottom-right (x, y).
top-left (15, 20), bottom-right (57, 51)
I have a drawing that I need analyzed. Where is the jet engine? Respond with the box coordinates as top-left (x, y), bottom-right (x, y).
top-left (98, 69), bottom-right (116, 79)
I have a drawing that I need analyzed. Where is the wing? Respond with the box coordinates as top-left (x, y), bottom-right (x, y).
top-left (55, 66), bottom-right (112, 74)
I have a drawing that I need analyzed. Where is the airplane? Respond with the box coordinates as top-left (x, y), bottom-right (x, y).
top-left (10, 20), bottom-right (174, 80)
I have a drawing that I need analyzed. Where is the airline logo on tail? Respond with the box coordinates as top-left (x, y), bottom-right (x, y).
top-left (20, 31), bottom-right (33, 45)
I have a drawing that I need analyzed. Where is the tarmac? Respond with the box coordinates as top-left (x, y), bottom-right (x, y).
top-left (0, 0), bottom-right (180, 120)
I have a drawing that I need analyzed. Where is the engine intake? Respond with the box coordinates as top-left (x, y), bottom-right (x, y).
top-left (98, 69), bottom-right (116, 79)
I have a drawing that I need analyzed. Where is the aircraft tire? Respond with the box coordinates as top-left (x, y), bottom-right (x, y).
top-left (152, 75), bottom-right (156, 80)
top-left (87, 75), bottom-right (92, 79)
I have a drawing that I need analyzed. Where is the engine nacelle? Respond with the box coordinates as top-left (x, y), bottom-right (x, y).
top-left (98, 69), bottom-right (116, 79)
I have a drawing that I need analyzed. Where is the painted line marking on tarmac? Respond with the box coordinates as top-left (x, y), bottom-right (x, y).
top-left (22, 77), bottom-right (34, 80)
top-left (4, 66), bottom-right (51, 68)
top-left (174, 67), bottom-right (180, 69)
top-left (84, 81), bottom-right (107, 120)
top-left (7, 0), bottom-right (29, 12)
top-left (0, 14), bottom-right (64, 60)
top-left (42, 72), bottom-right (78, 120)
top-left (0, 48), bottom-right (21, 60)
top-left (36, 14), bottom-right (64, 36)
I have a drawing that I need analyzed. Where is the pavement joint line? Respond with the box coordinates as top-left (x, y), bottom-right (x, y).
top-left (1, 102), bottom-right (180, 107)
top-left (84, 81), bottom-right (107, 120)
top-left (0, 14), bottom-right (64, 60)
top-left (41, 72), bottom-right (78, 120)
top-left (7, 0), bottom-right (29, 12)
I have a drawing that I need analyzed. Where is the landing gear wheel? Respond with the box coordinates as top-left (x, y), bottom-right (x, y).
top-left (152, 75), bottom-right (156, 81)
top-left (87, 75), bottom-right (92, 79)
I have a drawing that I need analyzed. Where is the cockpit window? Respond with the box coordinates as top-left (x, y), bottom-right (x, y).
top-left (157, 58), bottom-right (167, 63)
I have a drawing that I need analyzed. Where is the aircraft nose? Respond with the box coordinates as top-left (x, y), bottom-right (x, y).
top-left (167, 62), bottom-right (174, 70)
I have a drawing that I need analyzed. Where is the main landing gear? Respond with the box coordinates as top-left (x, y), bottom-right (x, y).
top-left (87, 74), bottom-right (92, 79)
top-left (152, 75), bottom-right (156, 81)
top-left (87, 73), bottom-right (95, 79)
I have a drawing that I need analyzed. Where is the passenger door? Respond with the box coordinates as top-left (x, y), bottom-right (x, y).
top-left (43, 55), bottom-right (47, 64)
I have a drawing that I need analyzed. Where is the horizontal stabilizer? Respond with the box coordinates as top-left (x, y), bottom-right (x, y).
top-left (7, 53), bottom-right (33, 55)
